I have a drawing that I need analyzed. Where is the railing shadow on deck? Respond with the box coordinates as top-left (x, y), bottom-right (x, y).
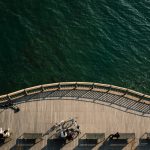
top-left (0, 91), bottom-right (149, 118)
top-left (0, 82), bottom-right (150, 117)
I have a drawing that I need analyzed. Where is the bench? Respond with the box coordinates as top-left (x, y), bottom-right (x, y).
top-left (117, 133), bottom-right (135, 139)
top-left (139, 133), bottom-right (150, 146)
top-left (109, 133), bottom-right (135, 147)
top-left (17, 133), bottom-right (43, 146)
top-left (22, 133), bottom-right (42, 140)
top-left (79, 133), bottom-right (105, 147)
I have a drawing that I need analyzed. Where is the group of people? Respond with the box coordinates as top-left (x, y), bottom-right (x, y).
top-left (60, 120), bottom-right (80, 141)
top-left (60, 129), bottom-right (74, 141)
top-left (0, 128), bottom-right (10, 139)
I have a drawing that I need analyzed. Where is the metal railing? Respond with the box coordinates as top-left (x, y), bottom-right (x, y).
top-left (0, 82), bottom-right (150, 116)
top-left (0, 82), bottom-right (149, 103)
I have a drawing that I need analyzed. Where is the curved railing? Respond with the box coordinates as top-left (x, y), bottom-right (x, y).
top-left (0, 82), bottom-right (150, 116)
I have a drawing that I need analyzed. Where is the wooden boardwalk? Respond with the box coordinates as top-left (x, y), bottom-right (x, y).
top-left (0, 82), bottom-right (150, 149)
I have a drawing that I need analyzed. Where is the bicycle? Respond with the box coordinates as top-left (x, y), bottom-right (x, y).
top-left (43, 117), bottom-right (78, 136)
top-left (50, 117), bottom-right (77, 132)
top-left (62, 117), bottom-right (77, 129)
top-left (43, 120), bottom-right (65, 136)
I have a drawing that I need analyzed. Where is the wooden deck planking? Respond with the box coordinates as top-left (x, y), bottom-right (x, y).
top-left (0, 99), bottom-right (150, 149)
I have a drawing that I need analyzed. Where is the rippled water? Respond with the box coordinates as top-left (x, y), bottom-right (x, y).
top-left (0, 0), bottom-right (150, 94)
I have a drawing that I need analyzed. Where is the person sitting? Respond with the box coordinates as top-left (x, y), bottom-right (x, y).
top-left (3, 129), bottom-right (10, 138)
top-left (111, 132), bottom-right (120, 139)
top-left (74, 121), bottom-right (81, 133)
top-left (0, 128), bottom-right (10, 139)
top-left (60, 131), bottom-right (67, 138)
top-left (66, 129), bottom-right (74, 141)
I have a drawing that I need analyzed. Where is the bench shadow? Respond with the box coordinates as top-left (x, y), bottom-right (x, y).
top-left (73, 135), bottom-right (105, 150)
top-left (10, 133), bottom-right (43, 150)
top-left (0, 136), bottom-right (12, 147)
top-left (135, 139), bottom-right (150, 150)
top-left (10, 138), bottom-right (34, 150)
top-left (47, 138), bottom-right (66, 150)
top-left (99, 139), bottom-right (128, 150)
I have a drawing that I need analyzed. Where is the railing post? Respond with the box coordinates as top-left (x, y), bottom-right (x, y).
top-left (107, 85), bottom-right (111, 93)
top-left (7, 94), bottom-right (11, 101)
top-left (58, 83), bottom-right (61, 90)
top-left (123, 89), bottom-right (128, 97)
top-left (24, 89), bottom-right (28, 95)
top-left (41, 85), bottom-right (45, 92)
top-left (91, 83), bottom-right (94, 90)
top-left (74, 82), bottom-right (78, 89)
top-left (138, 94), bottom-right (145, 102)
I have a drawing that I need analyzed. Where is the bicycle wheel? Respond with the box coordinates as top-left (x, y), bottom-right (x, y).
top-left (62, 120), bottom-right (74, 129)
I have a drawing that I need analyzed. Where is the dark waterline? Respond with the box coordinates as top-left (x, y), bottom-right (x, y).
top-left (0, 0), bottom-right (150, 95)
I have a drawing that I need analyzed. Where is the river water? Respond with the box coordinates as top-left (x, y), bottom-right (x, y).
top-left (0, 0), bottom-right (150, 94)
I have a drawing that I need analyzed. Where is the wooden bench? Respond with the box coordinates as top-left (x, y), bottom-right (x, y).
top-left (117, 133), bottom-right (135, 139)
top-left (17, 133), bottom-right (43, 146)
top-left (109, 133), bottom-right (135, 147)
top-left (22, 133), bottom-right (42, 140)
top-left (139, 133), bottom-right (150, 146)
top-left (111, 133), bottom-right (135, 140)
top-left (79, 133), bottom-right (105, 147)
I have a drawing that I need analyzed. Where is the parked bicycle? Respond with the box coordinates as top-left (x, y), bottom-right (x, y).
top-left (62, 117), bottom-right (77, 129)
top-left (43, 117), bottom-right (79, 136)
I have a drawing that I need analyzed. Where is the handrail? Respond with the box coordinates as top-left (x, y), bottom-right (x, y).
top-left (0, 82), bottom-right (150, 104)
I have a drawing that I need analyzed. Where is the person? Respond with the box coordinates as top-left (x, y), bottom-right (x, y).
top-left (3, 129), bottom-right (10, 138)
top-left (66, 129), bottom-right (74, 141)
top-left (74, 121), bottom-right (81, 133)
top-left (60, 130), bottom-right (67, 138)
top-left (111, 132), bottom-right (120, 139)
top-left (0, 128), bottom-right (10, 138)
